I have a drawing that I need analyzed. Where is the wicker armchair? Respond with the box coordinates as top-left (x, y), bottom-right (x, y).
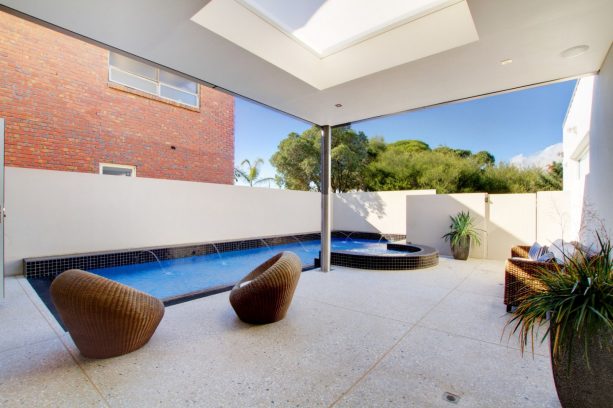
top-left (230, 252), bottom-right (302, 324)
top-left (504, 246), bottom-right (560, 312)
top-left (51, 269), bottom-right (165, 358)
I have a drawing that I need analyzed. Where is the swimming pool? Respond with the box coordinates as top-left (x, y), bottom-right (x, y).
top-left (90, 238), bottom-right (408, 300)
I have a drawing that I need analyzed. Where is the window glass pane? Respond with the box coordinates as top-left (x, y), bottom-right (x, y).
top-left (109, 52), bottom-right (156, 80)
top-left (102, 166), bottom-right (133, 176)
top-left (160, 85), bottom-right (198, 106)
top-left (110, 68), bottom-right (157, 94)
top-left (160, 70), bottom-right (198, 93)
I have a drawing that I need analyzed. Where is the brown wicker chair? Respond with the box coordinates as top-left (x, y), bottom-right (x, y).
top-left (504, 246), bottom-right (560, 312)
top-left (229, 252), bottom-right (302, 324)
top-left (50, 269), bottom-right (165, 358)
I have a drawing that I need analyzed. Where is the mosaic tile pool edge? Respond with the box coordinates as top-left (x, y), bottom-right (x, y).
top-left (23, 231), bottom-right (406, 278)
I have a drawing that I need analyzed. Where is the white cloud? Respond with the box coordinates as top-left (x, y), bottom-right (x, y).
top-left (509, 143), bottom-right (563, 169)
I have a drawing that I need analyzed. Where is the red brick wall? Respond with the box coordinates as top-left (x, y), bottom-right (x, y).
top-left (0, 11), bottom-right (234, 184)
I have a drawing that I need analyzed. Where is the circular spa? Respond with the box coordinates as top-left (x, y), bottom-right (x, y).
top-left (318, 239), bottom-right (439, 270)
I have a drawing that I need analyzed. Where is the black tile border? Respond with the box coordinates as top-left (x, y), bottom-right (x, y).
top-left (332, 230), bottom-right (406, 242)
top-left (23, 230), bottom-right (410, 278)
top-left (315, 243), bottom-right (439, 270)
top-left (23, 232), bottom-right (322, 278)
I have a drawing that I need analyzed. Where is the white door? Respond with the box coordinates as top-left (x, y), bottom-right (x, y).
top-left (0, 118), bottom-right (4, 298)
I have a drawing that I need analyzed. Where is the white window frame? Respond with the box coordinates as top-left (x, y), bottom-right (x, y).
top-left (108, 53), bottom-right (200, 108)
top-left (99, 163), bottom-right (137, 177)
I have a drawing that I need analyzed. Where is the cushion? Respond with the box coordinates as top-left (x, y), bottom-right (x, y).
top-left (528, 242), bottom-right (546, 261)
top-left (549, 240), bottom-right (576, 264)
top-left (537, 252), bottom-right (555, 263)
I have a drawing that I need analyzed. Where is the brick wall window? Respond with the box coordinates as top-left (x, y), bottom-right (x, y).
top-left (100, 163), bottom-right (136, 177)
top-left (109, 52), bottom-right (199, 108)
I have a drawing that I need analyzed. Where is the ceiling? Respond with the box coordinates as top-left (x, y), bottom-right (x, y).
top-left (1, 0), bottom-right (612, 126)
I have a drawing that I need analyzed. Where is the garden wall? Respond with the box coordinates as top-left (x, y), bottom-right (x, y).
top-left (333, 190), bottom-right (436, 234)
top-left (406, 191), bottom-right (569, 260)
top-left (4, 167), bottom-right (320, 275)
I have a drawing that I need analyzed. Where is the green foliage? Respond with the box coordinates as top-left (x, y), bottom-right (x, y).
top-left (367, 136), bottom-right (386, 160)
top-left (387, 139), bottom-right (430, 153)
top-left (270, 128), bottom-right (562, 193)
top-left (539, 161), bottom-right (563, 190)
top-left (270, 129), bottom-right (320, 191)
top-left (366, 148), bottom-right (489, 193)
top-left (473, 150), bottom-right (496, 167)
top-left (270, 125), bottom-right (370, 192)
top-left (506, 234), bottom-right (613, 365)
top-left (234, 158), bottom-right (273, 187)
top-left (365, 144), bottom-right (562, 193)
top-left (442, 211), bottom-right (483, 247)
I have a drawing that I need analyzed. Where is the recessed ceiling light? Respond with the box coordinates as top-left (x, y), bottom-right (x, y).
top-left (500, 59), bottom-right (513, 66)
top-left (335, 103), bottom-right (343, 108)
top-left (561, 45), bottom-right (589, 58)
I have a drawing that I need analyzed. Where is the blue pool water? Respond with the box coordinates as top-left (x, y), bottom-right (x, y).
top-left (91, 238), bottom-right (403, 300)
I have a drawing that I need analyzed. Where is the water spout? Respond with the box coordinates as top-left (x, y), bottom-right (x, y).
top-left (290, 235), bottom-right (311, 253)
top-left (135, 250), bottom-right (171, 275)
top-left (340, 231), bottom-right (357, 243)
top-left (211, 243), bottom-right (228, 266)
top-left (259, 239), bottom-right (274, 255)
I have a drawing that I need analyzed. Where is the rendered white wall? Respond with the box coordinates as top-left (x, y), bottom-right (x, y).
top-left (407, 192), bottom-right (568, 260)
top-left (487, 194), bottom-right (536, 260)
top-left (536, 191), bottom-right (571, 245)
top-left (5, 167), bottom-right (320, 276)
top-left (333, 190), bottom-right (435, 234)
top-left (406, 193), bottom-right (487, 259)
top-left (583, 46), bottom-right (613, 244)
top-left (562, 77), bottom-right (594, 241)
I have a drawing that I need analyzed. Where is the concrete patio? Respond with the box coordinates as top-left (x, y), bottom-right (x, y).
top-left (1, 258), bottom-right (559, 407)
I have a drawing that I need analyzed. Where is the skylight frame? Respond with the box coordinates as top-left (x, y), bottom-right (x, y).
top-left (236, 0), bottom-right (464, 58)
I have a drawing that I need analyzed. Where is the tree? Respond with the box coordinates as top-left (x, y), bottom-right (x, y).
top-left (234, 158), bottom-right (273, 187)
top-left (270, 129), bottom-right (320, 191)
top-left (271, 128), bottom-right (560, 194)
top-left (388, 139), bottom-right (430, 153)
top-left (270, 125), bottom-right (370, 192)
top-left (473, 151), bottom-right (496, 167)
top-left (538, 161), bottom-right (563, 190)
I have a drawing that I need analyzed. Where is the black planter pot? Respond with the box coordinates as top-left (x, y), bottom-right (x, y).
top-left (450, 236), bottom-right (470, 260)
top-left (550, 328), bottom-right (613, 407)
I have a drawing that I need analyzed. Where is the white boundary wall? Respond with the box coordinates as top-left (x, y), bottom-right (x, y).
top-left (536, 191), bottom-right (571, 245)
top-left (487, 194), bottom-right (536, 260)
top-left (5, 167), bottom-right (320, 276)
top-left (407, 192), bottom-right (569, 260)
top-left (333, 190), bottom-right (435, 234)
top-left (406, 193), bottom-right (487, 258)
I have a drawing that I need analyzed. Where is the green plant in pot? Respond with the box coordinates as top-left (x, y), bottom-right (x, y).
top-left (442, 211), bottom-right (482, 260)
top-left (506, 234), bottom-right (613, 408)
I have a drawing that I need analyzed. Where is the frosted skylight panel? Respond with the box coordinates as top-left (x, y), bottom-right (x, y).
top-left (239, 0), bottom-right (459, 57)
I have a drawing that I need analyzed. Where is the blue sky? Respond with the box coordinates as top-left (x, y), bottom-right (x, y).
top-left (234, 79), bottom-right (577, 184)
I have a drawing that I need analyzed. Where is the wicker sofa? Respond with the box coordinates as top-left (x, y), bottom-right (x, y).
top-left (504, 245), bottom-right (560, 312)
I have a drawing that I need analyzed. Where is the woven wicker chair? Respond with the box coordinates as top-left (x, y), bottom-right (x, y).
top-left (230, 252), bottom-right (302, 324)
top-left (51, 269), bottom-right (165, 359)
top-left (504, 246), bottom-right (560, 312)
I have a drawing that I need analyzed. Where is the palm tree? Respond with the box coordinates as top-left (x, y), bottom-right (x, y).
top-left (234, 158), bottom-right (274, 187)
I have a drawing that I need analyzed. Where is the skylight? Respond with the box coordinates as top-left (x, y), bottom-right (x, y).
top-left (191, 0), bottom-right (477, 89)
top-left (238, 0), bottom-right (461, 57)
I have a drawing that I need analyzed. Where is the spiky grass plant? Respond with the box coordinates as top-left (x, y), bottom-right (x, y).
top-left (507, 233), bottom-right (613, 366)
top-left (442, 211), bottom-right (482, 247)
